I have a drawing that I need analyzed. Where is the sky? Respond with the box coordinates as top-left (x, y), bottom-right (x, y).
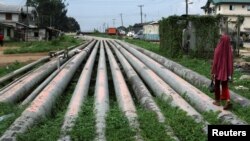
top-left (0, 0), bottom-right (207, 31)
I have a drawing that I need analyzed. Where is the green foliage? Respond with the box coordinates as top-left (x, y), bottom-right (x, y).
top-left (159, 15), bottom-right (220, 58)
top-left (0, 103), bottom-right (26, 136)
top-left (0, 61), bottom-right (24, 77)
top-left (3, 36), bottom-right (81, 54)
top-left (159, 16), bottom-right (186, 58)
top-left (70, 97), bottom-right (95, 141)
top-left (155, 98), bottom-right (207, 141)
top-left (106, 100), bottom-right (136, 141)
top-left (137, 107), bottom-right (174, 141)
top-left (27, 0), bottom-right (80, 32)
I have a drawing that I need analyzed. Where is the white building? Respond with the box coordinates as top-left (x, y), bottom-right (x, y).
top-left (201, 0), bottom-right (250, 34)
top-left (0, 3), bottom-right (40, 41)
top-left (143, 21), bottom-right (160, 41)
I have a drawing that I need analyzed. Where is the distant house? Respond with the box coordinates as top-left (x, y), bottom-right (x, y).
top-left (0, 3), bottom-right (54, 41)
top-left (201, 0), bottom-right (250, 34)
top-left (143, 21), bottom-right (160, 41)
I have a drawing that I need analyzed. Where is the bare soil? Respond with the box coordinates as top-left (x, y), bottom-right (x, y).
top-left (0, 46), bottom-right (47, 67)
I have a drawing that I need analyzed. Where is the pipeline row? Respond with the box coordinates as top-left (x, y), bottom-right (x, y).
top-left (0, 38), bottom-right (248, 141)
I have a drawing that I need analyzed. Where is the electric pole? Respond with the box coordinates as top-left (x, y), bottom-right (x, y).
top-left (144, 14), bottom-right (147, 23)
top-left (138, 5), bottom-right (144, 24)
top-left (112, 19), bottom-right (116, 27)
top-left (120, 13), bottom-right (124, 27)
top-left (186, 0), bottom-right (188, 15)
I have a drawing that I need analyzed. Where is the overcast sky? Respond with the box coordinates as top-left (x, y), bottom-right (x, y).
top-left (1, 0), bottom-right (207, 31)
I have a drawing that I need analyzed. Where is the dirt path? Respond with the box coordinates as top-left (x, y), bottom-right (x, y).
top-left (0, 47), bottom-right (47, 67)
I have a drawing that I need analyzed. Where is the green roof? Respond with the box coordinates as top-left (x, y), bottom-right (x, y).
top-left (210, 0), bottom-right (250, 4)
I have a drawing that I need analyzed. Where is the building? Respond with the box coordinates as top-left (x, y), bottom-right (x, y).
top-left (143, 21), bottom-right (160, 41)
top-left (201, 0), bottom-right (250, 34)
top-left (0, 3), bottom-right (44, 41)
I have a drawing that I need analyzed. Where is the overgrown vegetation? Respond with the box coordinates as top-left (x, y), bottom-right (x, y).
top-left (137, 106), bottom-right (174, 141)
top-left (159, 15), bottom-right (220, 58)
top-left (4, 36), bottom-right (82, 54)
top-left (106, 100), bottom-right (136, 141)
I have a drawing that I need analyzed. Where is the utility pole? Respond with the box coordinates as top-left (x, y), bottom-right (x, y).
top-left (138, 5), bottom-right (144, 24)
top-left (112, 19), bottom-right (116, 27)
top-left (26, 4), bottom-right (29, 41)
top-left (120, 13), bottom-right (124, 27)
top-left (103, 23), bottom-right (106, 33)
top-left (186, 0), bottom-right (188, 15)
top-left (144, 14), bottom-right (147, 23)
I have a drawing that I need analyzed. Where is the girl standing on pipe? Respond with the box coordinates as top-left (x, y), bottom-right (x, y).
top-left (211, 29), bottom-right (233, 110)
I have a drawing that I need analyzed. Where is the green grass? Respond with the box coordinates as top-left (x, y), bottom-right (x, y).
top-left (137, 106), bottom-right (174, 141)
top-left (4, 36), bottom-right (82, 54)
top-left (106, 100), bottom-right (136, 141)
top-left (70, 97), bottom-right (95, 141)
top-left (0, 103), bottom-right (26, 136)
top-left (244, 56), bottom-right (250, 62)
top-left (16, 81), bottom-right (77, 141)
top-left (0, 61), bottom-right (25, 77)
top-left (155, 98), bottom-right (207, 141)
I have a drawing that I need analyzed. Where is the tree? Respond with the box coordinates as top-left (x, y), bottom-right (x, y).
top-left (26, 0), bottom-right (80, 32)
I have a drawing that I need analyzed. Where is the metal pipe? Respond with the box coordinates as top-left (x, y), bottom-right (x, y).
top-left (58, 41), bottom-right (99, 141)
top-left (122, 41), bottom-right (250, 107)
top-left (0, 41), bottom-right (88, 85)
top-left (0, 56), bottom-right (50, 85)
top-left (0, 41), bottom-right (90, 95)
top-left (108, 40), bottom-right (179, 141)
top-left (112, 41), bottom-right (208, 133)
top-left (104, 41), bottom-right (143, 141)
top-left (117, 41), bottom-right (247, 125)
top-left (0, 40), bottom-right (96, 104)
top-left (94, 41), bottom-right (109, 141)
top-left (0, 40), bottom-right (95, 141)
top-left (20, 59), bottom-right (69, 106)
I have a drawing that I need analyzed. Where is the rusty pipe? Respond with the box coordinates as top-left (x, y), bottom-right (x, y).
top-left (0, 57), bottom-right (50, 85)
top-left (123, 41), bottom-right (250, 107)
top-left (93, 41), bottom-right (109, 141)
top-left (58, 41), bottom-right (99, 141)
top-left (113, 41), bottom-right (209, 133)
top-left (0, 40), bottom-right (96, 104)
top-left (0, 40), bottom-right (95, 141)
top-left (108, 40), bottom-right (179, 141)
top-left (104, 41), bottom-right (143, 141)
top-left (116, 41), bottom-right (247, 125)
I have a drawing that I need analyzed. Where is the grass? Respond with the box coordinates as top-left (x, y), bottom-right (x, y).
top-left (0, 103), bottom-right (26, 136)
top-left (0, 61), bottom-right (25, 77)
top-left (243, 56), bottom-right (250, 62)
top-left (70, 97), bottom-right (95, 141)
top-left (4, 36), bottom-right (82, 54)
top-left (137, 106), bottom-right (174, 141)
top-left (106, 100), bottom-right (136, 141)
top-left (155, 98), bottom-right (207, 141)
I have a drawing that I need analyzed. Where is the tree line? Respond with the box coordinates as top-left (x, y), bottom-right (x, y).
top-left (27, 0), bottom-right (80, 32)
